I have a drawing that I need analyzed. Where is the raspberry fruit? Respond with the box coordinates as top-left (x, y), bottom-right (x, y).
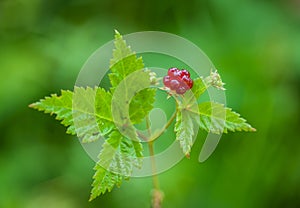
top-left (164, 67), bottom-right (194, 94)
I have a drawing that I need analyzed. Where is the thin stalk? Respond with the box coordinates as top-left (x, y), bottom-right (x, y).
top-left (146, 116), bottom-right (163, 208)
top-left (149, 110), bottom-right (177, 142)
top-left (146, 116), bottom-right (160, 190)
top-left (150, 97), bottom-right (179, 142)
top-left (142, 92), bottom-right (179, 208)
top-left (148, 141), bottom-right (160, 190)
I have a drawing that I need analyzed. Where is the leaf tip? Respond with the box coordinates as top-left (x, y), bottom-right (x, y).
top-left (114, 29), bottom-right (121, 37)
top-left (114, 29), bottom-right (119, 34)
top-left (88, 195), bottom-right (95, 202)
top-left (28, 103), bottom-right (37, 108)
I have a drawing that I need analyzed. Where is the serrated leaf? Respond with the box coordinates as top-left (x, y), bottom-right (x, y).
top-left (30, 89), bottom-right (74, 132)
top-left (109, 31), bottom-right (144, 89)
top-left (189, 101), bottom-right (256, 134)
top-left (96, 131), bottom-right (134, 176)
top-left (89, 130), bottom-right (143, 201)
top-left (132, 140), bottom-right (143, 168)
top-left (109, 31), bottom-right (156, 125)
top-left (174, 110), bottom-right (195, 156)
top-left (89, 165), bottom-right (122, 201)
top-left (30, 87), bottom-right (114, 142)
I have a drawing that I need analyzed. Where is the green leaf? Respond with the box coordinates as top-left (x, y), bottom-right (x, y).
top-left (94, 87), bottom-right (115, 140)
top-left (109, 31), bottom-right (156, 124)
top-left (174, 110), bottom-right (196, 156)
top-left (109, 30), bottom-right (144, 89)
top-left (30, 87), bottom-right (114, 142)
top-left (89, 130), bottom-right (143, 201)
top-left (181, 77), bottom-right (207, 109)
top-left (191, 101), bottom-right (256, 134)
top-left (132, 140), bottom-right (143, 168)
top-left (129, 88), bottom-right (156, 124)
top-left (29, 89), bottom-right (74, 133)
top-left (191, 77), bottom-right (207, 99)
top-left (89, 165), bottom-right (122, 201)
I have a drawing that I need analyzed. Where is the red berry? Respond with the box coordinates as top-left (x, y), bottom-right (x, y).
top-left (176, 86), bottom-right (187, 94)
top-left (168, 68), bottom-right (179, 77)
top-left (163, 68), bottom-right (193, 94)
top-left (163, 76), bottom-right (171, 87)
top-left (169, 79), bottom-right (180, 90)
top-left (180, 69), bottom-right (190, 78)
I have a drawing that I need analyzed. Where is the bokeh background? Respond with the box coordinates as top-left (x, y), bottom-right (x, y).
top-left (1, 0), bottom-right (300, 207)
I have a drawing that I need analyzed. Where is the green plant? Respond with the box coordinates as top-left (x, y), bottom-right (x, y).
top-left (29, 31), bottom-right (255, 207)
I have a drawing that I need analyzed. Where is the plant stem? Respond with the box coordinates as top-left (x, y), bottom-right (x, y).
top-left (137, 131), bottom-right (148, 142)
top-left (150, 107), bottom-right (178, 142)
top-left (146, 116), bottom-right (159, 189)
top-left (146, 116), bottom-right (163, 208)
top-left (142, 95), bottom-right (179, 208)
top-left (146, 115), bottom-right (152, 138)
top-left (148, 141), bottom-right (160, 189)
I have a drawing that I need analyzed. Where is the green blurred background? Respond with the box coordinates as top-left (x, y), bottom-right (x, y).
top-left (1, 0), bottom-right (300, 207)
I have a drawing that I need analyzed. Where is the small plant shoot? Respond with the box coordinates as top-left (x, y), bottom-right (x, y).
top-left (29, 31), bottom-right (256, 207)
